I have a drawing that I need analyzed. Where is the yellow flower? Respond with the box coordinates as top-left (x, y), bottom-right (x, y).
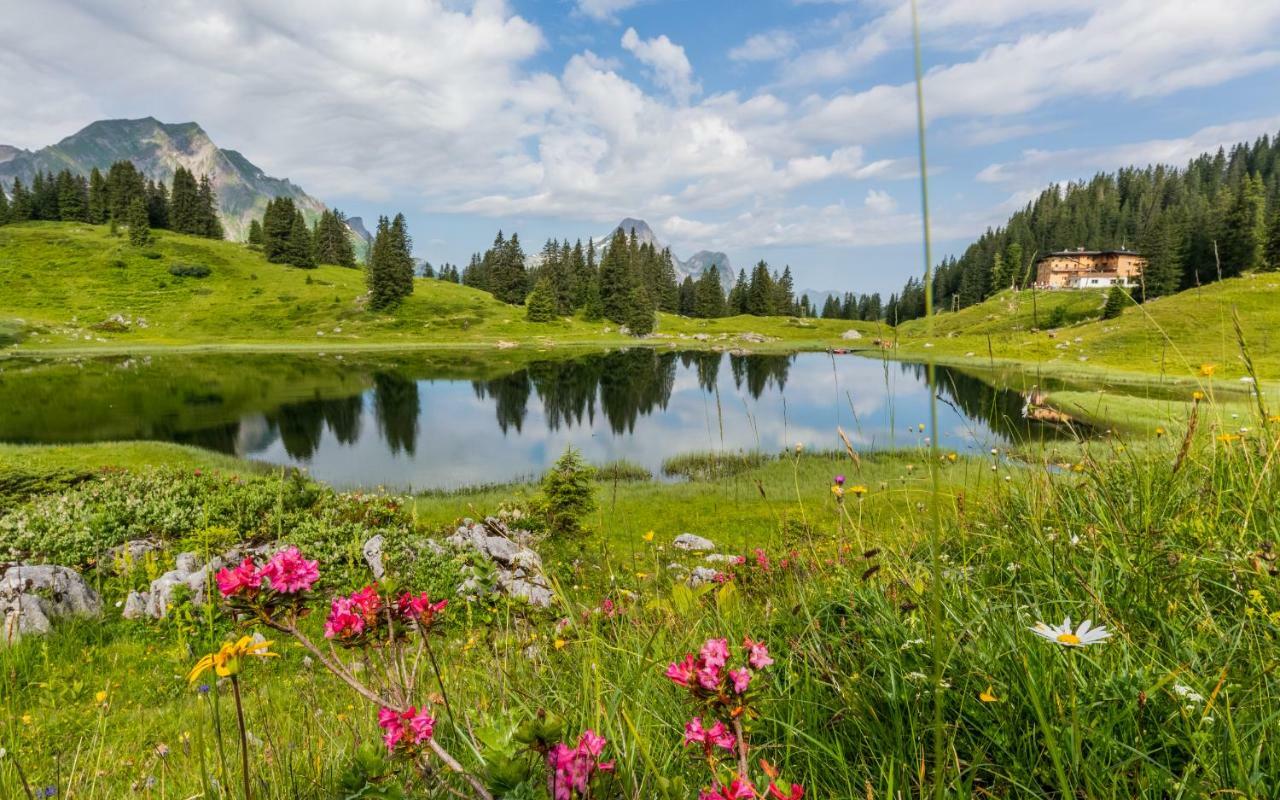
top-left (917, 423), bottom-right (925, 432)
top-left (946, 452), bottom-right (958, 463)
top-left (979, 685), bottom-right (999, 703)
top-left (554, 638), bottom-right (567, 650)
top-left (1216, 433), bottom-right (1241, 444)
top-left (850, 485), bottom-right (868, 497)
top-left (830, 485), bottom-right (844, 497)
top-left (95, 690), bottom-right (108, 705)
top-left (1199, 363), bottom-right (1217, 377)
top-left (642, 530), bottom-right (655, 542)
top-left (1154, 427), bottom-right (1166, 437)
top-left (187, 635), bottom-right (277, 684)
top-left (1192, 390), bottom-right (1205, 401)
top-left (21, 713), bottom-right (32, 725)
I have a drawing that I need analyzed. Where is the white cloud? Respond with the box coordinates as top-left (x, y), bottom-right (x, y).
top-left (864, 188), bottom-right (896, 214)
top-left (575, 0), bottom-right (643, 22)
top-left (729, 31), bottom-right (797, 62)
top-left (977, 115), bottom-right (1280, 185)
top-left (620, 28), bottom-right (699, 104)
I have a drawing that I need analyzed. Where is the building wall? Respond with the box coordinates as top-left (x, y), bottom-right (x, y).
top-left (1035, 252), bottom-right (1147, 288)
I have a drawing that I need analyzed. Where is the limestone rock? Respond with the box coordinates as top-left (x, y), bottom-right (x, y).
top-left (363, 535), bottom-right (385, 580)
top-left (686, 567), bottom-right (720, 588)
top-left (446, 518), bottom-right (552, 607)
top-left (841, 329), bottom-right (862, 340)
top-left (122, 591), bottom-right (148, 620)
top-left (673, 533), bottom-right (716, 552)
top-left (1, 565), bottom-right (102, 642)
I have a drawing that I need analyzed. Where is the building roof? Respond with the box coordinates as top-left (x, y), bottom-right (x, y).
top-left (1038, 248), bottom-right (1144, 261)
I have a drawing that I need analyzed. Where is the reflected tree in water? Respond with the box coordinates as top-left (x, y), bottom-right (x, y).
top-left (529, 357), bottom-right (604, 431)
top-left (473, 371), bottom-right (532, 434)
top-left (321, 394), bottom-right (363, 445)
top-left (729, 354), bottom-right (793, 398)
top-left (598, 350), bottom-right (677, 434)
top-left (271, 398), bottom-right (327, 461)
top-left (374, 372), bottom-right (420, 455)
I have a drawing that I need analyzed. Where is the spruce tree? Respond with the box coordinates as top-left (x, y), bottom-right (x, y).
top-left (694, 266), bottom-right (726, 318)
top-left (169, 167), bottom-right (201, 234)
top-left (746, 261), bottom-right (774, 316)
top-left (625, 284), bottom-right (656, 336)
top-left (126, 196), bottom-right (150, 246)
top-left (9, 178), bottom-right (33, 222)
top-left (367, 215), bottom-right (397, 310)
top-left (56, 170), bottom-right (87, 221)
top-left (247, 219), bottom-right (263, 246)
top-left (598, 229), bottom-right (631, 323)
top-left (388, 213), bottom-right (415, 301)
top-left (0, 185), bottom-right (9, 225)
top-left (1265, 205), bottom-right (1280, 271)
top-left (1101, 286), bottom-right (1128, 319)
top-left (262, 198), bottom-right (297, 262)
top-left (677, 276), bottom-right (696, 316)
top-left (774, 266), bottom-right (796, 315)
top-left (314, 209), bottom-right (356, 267)
top-left (525, 277), bottom-right (558, 322)
top-left (727, 269), bottom-right (748, 314)
top-left (105, 161), bottom-right (145, 222)
top-left (286, 210), bottom-right (315, 267)
top-left (87, 168), bottom-right (108, 224)
top-left (580, 276), bottom-right (605, 321)
top-left (197, 175), bottom-right (224, 239)
top-left (146, 179), bottom-right (169, 229)
top-left (656, 248), bottom-right (680, 312)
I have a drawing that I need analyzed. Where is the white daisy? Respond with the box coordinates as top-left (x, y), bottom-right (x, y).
top-left (1030, 617), bottom-right (1111, 647)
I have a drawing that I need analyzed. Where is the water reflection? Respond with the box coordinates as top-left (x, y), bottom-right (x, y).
top-left (0, 350), bottom-right (1097, 489)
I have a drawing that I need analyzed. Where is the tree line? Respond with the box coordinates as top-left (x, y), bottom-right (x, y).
top-left (249, 198), bottom-right (358, 269)
top-left (820, 291), bottom-right (883, 321)
top-left (0, 162), bottom-right (223, 244)
top-left (887, 130), bottom-right (1280, 323)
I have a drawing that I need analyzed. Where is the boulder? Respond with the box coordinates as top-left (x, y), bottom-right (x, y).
top-left (686, 567), bottom-right (720, 588)
top-left (121, 591), bottom-right (148, 620)
top-left (841, 329), bottom-right (862, 340)
top-left (447, 518), bottom-right (552, 607)
top-left (1, 565), bottom-right (102, 642)
top-left (673, 533), bottom-right (716, 552)
top-left (363, 535), bottom-right (386, 580)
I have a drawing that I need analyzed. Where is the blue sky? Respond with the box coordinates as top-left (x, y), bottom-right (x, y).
top-left (4, 0), bottom-right (1280, 296)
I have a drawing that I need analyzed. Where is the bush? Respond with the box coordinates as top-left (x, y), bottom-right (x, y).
top-left (168, 263), bottom-right (212, 278)
top-left (538, 447), bottom-right (596, 536)
top-left (1101, 286), bottom-right (1129, 319)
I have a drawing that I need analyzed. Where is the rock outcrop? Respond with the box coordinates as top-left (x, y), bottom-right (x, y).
top-left (1, 565), bottom-right (102, 642)
top-left (446, 518), bottom-right (553, 607)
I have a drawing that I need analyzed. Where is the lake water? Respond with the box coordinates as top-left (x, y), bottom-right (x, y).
top-left (1, 349), bottom-right (1085, 489)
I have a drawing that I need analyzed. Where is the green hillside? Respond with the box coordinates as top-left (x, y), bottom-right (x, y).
top-left (0, 222), bottom-right (873, 352)
top-left (896, 277), bottom-right (1280, 381)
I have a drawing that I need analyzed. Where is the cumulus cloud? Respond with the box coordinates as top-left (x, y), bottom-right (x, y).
top-left (864, 189), bottom-right (896, 214)
top-left (620, 28), bottom-right (699, 104)
top-left (575, 0), bottom-right (644, 22)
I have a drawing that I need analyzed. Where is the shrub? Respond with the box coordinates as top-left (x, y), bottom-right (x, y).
top-left (1101, 286), bottom-right (1129, 319)
top-left (538, 447), bottom-right (596, 536)
top-left (168, 263), bottom-right (212, 278)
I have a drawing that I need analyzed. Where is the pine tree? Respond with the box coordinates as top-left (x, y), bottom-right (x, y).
top-left (580, 276), bottom-right (605, 321)
top-left (487, 230), bottom-right (528, 305)
top-left (1220, 173), bottom-right (1267, 275)
top-left (367, 215), bottom-right (398, 310)
top-left (262, 198), bottom-right (297, 263)
top-left (313, 209), bottom-right (356, 267)
top-left (196, 175), bottom-right (224, 239)
top-left (820, 295), bottom-right (839, 318)
top-left (694, 266), bottom-right (726, 318)
top-left (146, 179), bottom-right (170, 229)
top-left (169, 167), bottom-right (200, 234)
top-left (87, 168), bottom-right (108, 224)
top-left (598, 229), bottom-right (631, 324)
top-left (105, 161), bottom-right (145, 222)
top-left (126, 196), bottom-right (150, 246)
top-left (1004, 243), bottom-right (1024, 289)
top-left (388, 213), bottom-right (415, 301)
top-left (625, 284), bottom-right (656, 336)
top-left (9, 178), bottom-right (32, 222)
top-left (56, 170), bottom-right (87, 221)
top-left (677, 276), bottom-right (696, 316)
top-left (526, 277), bottom-right (558, 322)
top-left (286, 210), bottom-right (315, 267)
top-left (656, 248), bottom-right (680, 312)
top-left (727, 269), bottom-right (748, 314)
top-left (1265, 205), bottom-right (1280, 271)
top-left (0, 185), bottom-right (9, 225)
top-left (31, 172), bottom-right (58, 220)
top-left (247, 219), bottom-right (263, 246)
top-left (1101, 286), bottom-right (1128, 319)
top-left (774, 266), bottom-right (796, 315)
top-left (746, 261), bottom-right (774, 316)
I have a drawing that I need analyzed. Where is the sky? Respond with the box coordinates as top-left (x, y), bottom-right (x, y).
top-left (3, 0), bottom-right (1280, 296)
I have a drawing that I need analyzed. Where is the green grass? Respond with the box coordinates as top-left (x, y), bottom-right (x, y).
top-left (0, 222), bottom-right (874, 354)
top-left (0, 441), bottom-right (262, 474)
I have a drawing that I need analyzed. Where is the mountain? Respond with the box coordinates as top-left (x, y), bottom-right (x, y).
top-left (586, 218), bottom-right (731, 280)
top-left (344, 215), bottom-right (374, 261)
top-left (0, 117), bottom-right (326, 241)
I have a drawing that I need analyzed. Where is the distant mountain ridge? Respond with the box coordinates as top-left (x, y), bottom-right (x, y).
top-left (587, 218), bottom-right (731, 281)
top-left (0, 117), bottom-right (329, 242)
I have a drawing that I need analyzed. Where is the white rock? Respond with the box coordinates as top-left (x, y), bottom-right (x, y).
top-left (122, 591), bottom-right (149, 620)
top-left (673, 533), bottom-right (716, 552)
top-left (1, 565), bottom-right (102, 642)
top-left (686, 567), bottom-right (719, 588)
top-left (841, 329), bottom-right (862, 340)
top-left (363, 535), bottom-right (385, 580)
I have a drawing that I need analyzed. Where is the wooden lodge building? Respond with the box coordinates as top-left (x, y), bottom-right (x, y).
top-left (1034, 248), bottom-right (1147, 289)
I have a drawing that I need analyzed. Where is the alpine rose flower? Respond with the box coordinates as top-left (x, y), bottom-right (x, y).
top-left (546, 729), bottom-right (615, 800)
top-left (377, 705), bottom-right (435, 754)
top-left (729, 668), bottom-right (752, 694)
top-left (684, 717), bottom-right (735, 752)
top-left (665, 654), bottom-right (696, 687)
top-left (700, 638), bottom-right (730, 669)
top-left (397, 592), bottom-right (447, 624)
top-left (744, 637), bottom-right (773, 669)
top-left (215, 558), bottom-right (262, 597)
top-left (259, 547), bottom-right (320, 594)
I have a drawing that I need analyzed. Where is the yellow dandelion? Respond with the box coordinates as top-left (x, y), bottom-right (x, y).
top-left (1192, 390), bottom-right (1205, 401)
top-left (95, 690), bottom-right (108, 705)
top-left (1154, 427), bottom-right (1166, 437)
top-left (1199, 363), bottom-right (1217, 377)
top-left (979, 686), bottom-right (999, 703)
top-left (642, 530), bottom-right (655, 542)
top-left (554, 638), bottom-right (567, 650)
top-left (850, 484), bottom-right (868, 497)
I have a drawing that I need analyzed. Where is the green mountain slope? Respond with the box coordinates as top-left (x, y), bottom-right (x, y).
top-left (0, 222), bottom-right (869, 351)
top-left (0, 118), bottom-right (326, 241)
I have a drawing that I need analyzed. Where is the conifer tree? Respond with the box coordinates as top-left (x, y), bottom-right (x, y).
top-left (313, 209), bottom-right (356, 267)
top-left (196, 175), bottom-right (224, 239)
top-left (262, 197), bottom-right (297, 263)
top-left (146, 179), bottom-right (169, 229)
top-left (655, 248), bottom-right (680, 312)
top-left (525, 277), bottom-right (558, 322)
top-left (598, 229), bottom-right (631, 323)
top-left (388, 213), bottom-right (415, 300)
top-left (694, 266), bottom-right (726, 318)
top-left (169, 167), bottom-right (201, 234)
top-left (367, 215), bottom-right (397, 310)
top-left (677, 276), bottom-right (696, 316)
top-left (746, 261), bottom-right (775, 316)
top-left (774, 265), bottom-right (796, 315)
top-left (727, 268), bottom-right (748, 314)
top-left (247, 219), bottom-right (263, 246)
top-left (56, 170), bottom-right (87, 221)
top-left (9, 178), bottom-right (32, 222)
top-left (126, 196), bottom-right (150, 246)
top-left (1266, 206), bottom-right (1280, 271)
top-left (87, 168), bottom-right (108, 224)
top-left (1101, 286), bottom-right (1128, 319)
top-left (0, 185), bottom-right (9, 225)
top-left (580, 276), bottom-right (605, 321)
top-left (625, 284), bottom-right (656, 336)
top-left (105, 161), bottom-right (146, 222)
top-left (286, 210), bottom-right (315, 267)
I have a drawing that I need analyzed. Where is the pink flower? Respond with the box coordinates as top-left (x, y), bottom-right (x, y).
top-left (665, 654), bottom-right (696, 687)
top-left (723, 778), bottom-right (757, 798)
top-left (382, 726), bottom-right (403, 752)
top-left (546, 730), bottom-right (613, 800)
top-left (684, 717), bottom-right (735, 751)
top-left (397, 592), bottom-right (447, 624)
top-left (215, 558), bottom-right (261, 597)
top-left (408, 708), bottom-right (435, 743)
top-left (600, 598), bottom-right (616, 617)
top-left (729, 668), bottom-right (752, 694)
top-left (700, 638), bottom-right (730, 669)
top-left (350, 585), bottom-right (383, 621)
top-left (754, 548), bottom-right (770, 569)
top-left (696, 663), bottom-right (722, 691)
top-left (377, 707), bottom-right (400, 730)
top-left (324, 596), bottom-right (365, 639)
top-left (259, 547), bottom-right (319, 594)
top-left (744, 637), bottom-right (773, 670)
top-left (578, 729), bottom-right (607, 757)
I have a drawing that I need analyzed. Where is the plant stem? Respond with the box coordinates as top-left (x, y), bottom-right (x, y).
top-left (231, 675), bottom-right (252, 800)
top-left (731, 716), bottom-right (750, 780)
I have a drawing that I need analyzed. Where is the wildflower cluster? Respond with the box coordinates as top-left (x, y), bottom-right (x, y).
top-left (324, 584), bottom-right (448, 646)
top-left (545, 730), bottom-right (615, 800)
top-left (667, 636), bottom-right (802, 799)
top-left (215, 546), bottom-right (319, 619)
top-left (378, 705), bottom-right (436, 755)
